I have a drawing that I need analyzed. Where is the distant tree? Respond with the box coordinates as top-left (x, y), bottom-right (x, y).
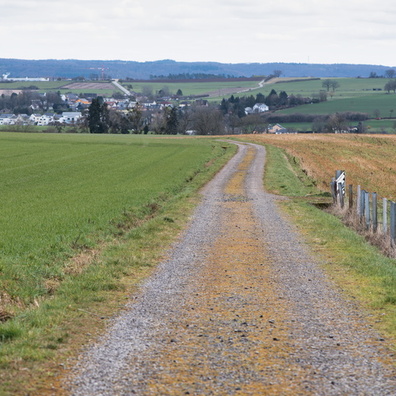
top-left (176, 89), bottom-right (183, 96)
top-left (278, 91), bottom-right (288, 106)
top-left (325, 113), bottom-right (349, 133)
top-left (273, 69), bottom-right (282, 77)
top-left (127, 104), bottom-right (144, 133)
top-left (356, 121), bottom-right (366, 134)
top-left (142, 85), bottom-right (153, 99)
top-left (312, 117), bottom-right (326, 133)
top-left (385, 69), bottom-right (396, 79)
top-left (157, 86), bottom-right (171, 97)
top-left (191, 105), bottom-right (225, 135)
top-left (266, 89), bottom-right (279, 107)
top-left (373, 109), bottom-right (381, 119)
top-left (322, 79), bottom-right (339, 92)
top-left (369, 71), bottom-right (378, 78)
top-left (322, 79), bottom-right (332, 91)
top-left (165, 107), bottom-right (179, 134)
top-left (88, 97), bottom-right (109, 133)
top-left (329, 80), bottom-right (340, 91)
top-left (384, 80), bottom-right (396, 93)
top-left (255, 93), bottom-right (265, 103)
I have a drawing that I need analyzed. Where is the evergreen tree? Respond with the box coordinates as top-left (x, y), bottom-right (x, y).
top-left (88, 97), bottom-right (109, 133)
top-left (165, 107), bottom-right (179, 134)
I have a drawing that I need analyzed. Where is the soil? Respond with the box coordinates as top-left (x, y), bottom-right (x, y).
top-left (67, 142), bottom-right (396, 395)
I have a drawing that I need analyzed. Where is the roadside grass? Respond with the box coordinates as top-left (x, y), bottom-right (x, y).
top-left (0, 133), bottom-right (236, 395)
top-left (256, 140), bottom-right (396, 346)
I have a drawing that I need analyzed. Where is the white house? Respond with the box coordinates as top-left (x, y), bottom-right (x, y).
top-left (59, 112), bottom-right (82, 124)
top-left (0, 114), bottom-right (17, 125)
top-left (245, 103), bottom-right (269, 115)
top-left (252, 103), bottom-right (269, 113)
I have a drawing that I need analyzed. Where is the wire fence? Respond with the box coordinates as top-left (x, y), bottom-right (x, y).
top-left (330, 170), bottom-right (396, 248)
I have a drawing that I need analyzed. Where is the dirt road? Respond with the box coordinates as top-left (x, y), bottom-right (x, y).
top-left (69, 142), bottom-right (395, 395)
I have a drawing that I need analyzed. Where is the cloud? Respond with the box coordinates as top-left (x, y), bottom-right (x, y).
top-left (1, 0), bottom-right (396, 65)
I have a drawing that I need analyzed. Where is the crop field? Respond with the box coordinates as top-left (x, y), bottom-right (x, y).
top-left (0, 81), bottom-right (68, 90)
top-left (0, 133), bottom-right (230, 311)
top-left (240, 133), bottom-right (396, 200)
top-left (263, 77), bottom-right (388, 98)
top-left (277, 93), bottom-right (396, 117)
top-left (122, 80), bottom-right (259, 97)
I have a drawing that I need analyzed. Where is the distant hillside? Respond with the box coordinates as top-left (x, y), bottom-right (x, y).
top-left (0, 58), bottom-right (394, 80)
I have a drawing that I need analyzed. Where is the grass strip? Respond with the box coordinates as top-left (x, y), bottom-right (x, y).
top-left (262, 142), bottom-right (396, 345)
top-left (0, 136), bottom-right (237, 395)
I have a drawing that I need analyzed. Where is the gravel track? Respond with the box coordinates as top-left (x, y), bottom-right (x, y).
top-left (68, 142), bottom-right (396, 395)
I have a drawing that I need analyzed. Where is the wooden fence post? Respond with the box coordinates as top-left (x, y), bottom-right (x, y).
top-left (365, 191), bottom-right (370, 229)
top-left (390, 201), bottom-right (396, 247)
top-left (349, 184), bottom-right (353, 210)
top-left (357, 185), bottom-right (362, 217)
top-left (338, 182), bottom-right (344, 208)
top-left (372, 192), bottom-right (377, 232)
top-left (383, 198), bottom-right (388, 234)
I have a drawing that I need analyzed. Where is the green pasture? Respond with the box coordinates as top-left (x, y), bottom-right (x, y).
top-left (0, 81), bottom-right (121, 96)
top-left (267, 78), bottom-right (388, 97)
top-left (277, 92), bottom-right (396, 117)
top-left (0, 81), bottom-right (68, 91)
top-left (0, 133), bottom-right (227, 306)
top-left (122, 80), bottom-right (259, 97)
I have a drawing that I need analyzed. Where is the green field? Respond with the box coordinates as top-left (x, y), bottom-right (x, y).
top-left (265, 78), bottom-right (387, 98)
top-left (0, 133), bottom-right (229, 306)
top-left (0, 81), bottom-right (121, 96)
top-left (122, 80), bottom-right (259, 97)
top-left (277, 93), bottom-right (396, 117)
top-left (0, 81), bottom-right (68, 90)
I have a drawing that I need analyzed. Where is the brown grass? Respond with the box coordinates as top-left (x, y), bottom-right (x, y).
top-left (239, 134), bottom-right (396, 200)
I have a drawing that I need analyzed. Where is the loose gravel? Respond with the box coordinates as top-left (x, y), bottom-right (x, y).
top-left (68, 142), bottom-right (396, 395)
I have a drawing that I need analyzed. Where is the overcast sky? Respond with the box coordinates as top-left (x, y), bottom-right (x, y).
top-left (1, 0), bottom-right (395, 66)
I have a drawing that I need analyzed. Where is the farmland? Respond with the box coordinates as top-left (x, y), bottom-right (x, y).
top-left (120, 80), bottom-right (260, 97)
top-left (0, 133), bottom-right (234, 312)
top-left (1, 132), bottom-right (396, 393)
top-left (239, 133), bottom-right (396, 200)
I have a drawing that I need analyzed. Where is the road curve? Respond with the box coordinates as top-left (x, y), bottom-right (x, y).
top-left (68, 142), bottom-right (396, 395)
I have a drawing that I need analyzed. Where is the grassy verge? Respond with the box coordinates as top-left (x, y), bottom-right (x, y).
top-left (0, 136), bottom-right (237, 395)
top-left (263, 143), bottom-right (396, 346)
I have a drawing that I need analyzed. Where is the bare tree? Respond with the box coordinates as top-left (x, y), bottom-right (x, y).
top-left (191, 105), bottom-right (225, 135)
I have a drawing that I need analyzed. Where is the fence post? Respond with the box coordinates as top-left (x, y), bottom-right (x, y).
top-left (383, 198), bottom-right (388, 234)
top-left (357, 185), bottom-right (361, 217)
top-left (338, 182), bottom-right (345, 208)
top-left (390, 201), bottom-right (396, 247)
top-left (372, 192), bottom-right (377, 232)
top-left (330, 179), bottom-right (337, 203)
top-left (360, 189), bottom-right (365, 220)
top-left (349, 184), bottom-right (353, 210)
top-left (365, 191), bottom-right (370, 229)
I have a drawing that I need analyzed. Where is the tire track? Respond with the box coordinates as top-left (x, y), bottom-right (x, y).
top-left (69, 142), bottom-right (396, 395)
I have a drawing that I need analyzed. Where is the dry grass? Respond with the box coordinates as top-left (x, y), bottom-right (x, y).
top-left (240, 134), bottom-right (396, 200)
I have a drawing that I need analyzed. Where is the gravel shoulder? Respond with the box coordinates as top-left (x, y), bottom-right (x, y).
top-left (68, 142), bottom-right (396, 395)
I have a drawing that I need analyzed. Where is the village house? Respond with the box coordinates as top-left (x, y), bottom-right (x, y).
top-left (0, 114), bottom-right (17, 125)
top-left (245, 103), bottom-right (269, 115)
top-left (267, 124), bottom-right (288, 134)
top-left (59, 112), bottom-right (82, 124)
